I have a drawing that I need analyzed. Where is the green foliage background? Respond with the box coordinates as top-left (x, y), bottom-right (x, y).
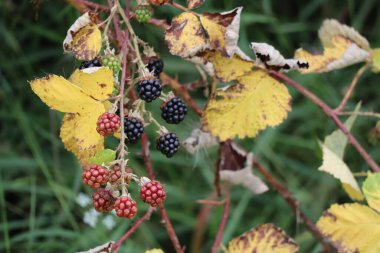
top-left (1, 0), bottom-right (380, 252)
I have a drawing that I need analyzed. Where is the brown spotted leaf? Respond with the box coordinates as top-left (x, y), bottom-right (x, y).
top-left (199, 7), bottom-right (242, 57)
top-left (63, 12), bottom-right (102, 61)
top-left (165, 12), bottom-right (209, 58)
top-left (187, 0), bottom-right (205, 9)
top-left (317, 203), bottom-right (380, 253)
top-left (202, 70), bottom-right (291, 141)
top-left (218, 141), bottom-right (268, 194)
top-left (228, 223), bottom-right (299, 253)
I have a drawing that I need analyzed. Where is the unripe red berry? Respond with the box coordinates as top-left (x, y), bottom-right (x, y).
top-left (109, 166), bottom-right (133, 184)
top-left (140, 180), bottom-right (166, 207)
top-left (92, 188), bottom-right (116, 212)
top-left (82, 165), bottom-right (110, 188)
top-left (115, 196), bottom-right (138, 219)
top-left (96, 112), bottom-right (121, 136)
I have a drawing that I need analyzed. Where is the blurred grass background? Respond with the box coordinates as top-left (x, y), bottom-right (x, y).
top-left (1, 0), bottom-right (380, 252)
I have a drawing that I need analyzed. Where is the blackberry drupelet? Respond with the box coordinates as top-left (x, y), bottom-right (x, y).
top-left (124, 117), bottom-right (144, 143)
top-left (161, 97), bottom-right (188, 124)
top-left (79, 58), bottom-right (102, 70)
top-left (136, 78), bottom-right (162, 102)
top-left (147, 58), bottom-right (164, 76)
top-left (156, 132), bottom-right (180, 158)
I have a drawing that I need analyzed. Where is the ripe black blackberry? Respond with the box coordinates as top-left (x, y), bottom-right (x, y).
top-left (147, 58), bottom-right (164, 76)
top-left (79, 58), bottom-right (102, 70)
top-left (161, 97), bottom-right (188, 124)
top-left (136, 78), bottom-right (162, 102)
top-left (156, 132), bottom-right (180, 158)
top-left (124, 117), bottom-right (144, 143)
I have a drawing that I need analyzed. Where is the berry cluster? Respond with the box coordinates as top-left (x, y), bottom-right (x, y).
top-left (102, 55), bottom-right (121, 73)
top-left (135, 5), bottom-right (153, 23)
top-left (81, 163), bottom-right (167, 219)
top-left (137, 78), bottom-right (162, 102)
top-left (96, 112), bottom-right (121, 136)
top-left (147, 58), bottom-right (164, 77)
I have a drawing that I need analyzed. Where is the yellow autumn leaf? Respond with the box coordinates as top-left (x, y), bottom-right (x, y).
top-left (317, 203), bottom-right (380, 253)
top-left (165, 12), bottom-right (209, 58)
top-left (199, 7), bottom-right (242, 57)
top-left (228, 223), bottom-right (299, 253)
top-left (362, 173), bottom-right (380, 213)
top-left (187, 0), bottom-right (204, 9)
top-left (202, 50), bottom-right (254, 82)
top-left (203, 70), bottom-right (291, 141)
top-left (144, 249), bottom-right (165, 253)
top-left (30, 67), bottom-right (114, 164)
top-left (295, 19), bottom-right (371, 73)
top-left (63, 12), bottom-right (102, 61)
top-left (69, 67), bottom-right (114, 100)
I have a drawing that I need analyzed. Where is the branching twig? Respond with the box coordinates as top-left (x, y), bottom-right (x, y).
top-left (335, 64), bottom-right (368, 112)
top-left (270, 70), bottom-right (380, 172)
top-left (211, 193), bottom-right (230, 253)
top-left (252, 159), bottom-right (335, 252)
top-left (112, 207), bottom-right (155, 252)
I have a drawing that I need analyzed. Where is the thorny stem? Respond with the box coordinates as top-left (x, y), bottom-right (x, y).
top-left (270, 70), bottom-right (380, 172)
top-left (335, 64), bottom-right (368, 112)
top-left (118, 39), bottom-right (129, 194)
top-left (252, 159), bottom-right (335, 252)
top-left (112, 207), bottom-right (155, 252)
top-left (159, 204), bottom-right (185, 253)
top-left (211, 193), bottom-right (230, 253)
top-left (118, 2), bottom-right (147, 74)
top-left (107, 0), bottom-right (123, 47)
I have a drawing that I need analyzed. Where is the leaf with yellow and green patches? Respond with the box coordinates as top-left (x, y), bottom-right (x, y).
top-left (363, 173), bottom-right (380, 213)
top-left (317, 203), bottom-right (380, 253)
top-left (371, 48), bottom-right (380, 73)
top-left (228, 223), bottom-right (299, 253)
top-left (199, 7), bottom-right (242, 57)
top-left (63, 12), bottom-right (102, 61)
top-left (202, 70), bottom-right (291, 141)
top-left (164, 12), bottom-right (209, 58)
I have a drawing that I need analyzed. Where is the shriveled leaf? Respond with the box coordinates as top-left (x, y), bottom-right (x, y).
top-left (77, 241), bottom-right (114, 253)
top-left (199, 7), bottom-right (242, 57)
top-left (201, 50), bottom-right (254, 82)
top-left (90, 149), bottom-right (116, 166)
top-left (295, 19), bottom-right (371, 73)
top-left (203, 70), bottom-right (291, 141)
top-left (165, 12), bottom-right (209, 58)
top-left (319, 104), bottom-right (363, 200)
top-left (319, 19), bottom-right (370, 51)
top-left (69, 67), bottom-right (114, 100)
top-left (317, 203), bottom-right (380, 253)
top-left (250, 42), bottom-right (309, 71)
top-left (144, 249), bottom-right (165, 253)
top-left (63, 12), bottom-right (101, 60)
top-left (363, 173), bottom-right (380, 213)
top-left (371, 48), bottom-right (380, 73)
top-left (30, 74), bottom-right (100, 113)
top-left (187, 0), bottom-right (204, 9)
top-left (228, 223), bottom-right (299, 253)
top-left (218, 141), bottom-right (268, 194)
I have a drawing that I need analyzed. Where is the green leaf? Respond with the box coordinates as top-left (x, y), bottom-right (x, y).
top-left (89, 149), bottom-right (116, 166)
top-left (363, 173), bottom-right (380, 213)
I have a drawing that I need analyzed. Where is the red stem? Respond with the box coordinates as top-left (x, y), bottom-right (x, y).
top-left (270, 71), bottom-right (380, 172)
top-left (112, 207), bottom-right (155, 252)
top-left (159, 204), bottom-right (185, 253)
top-left (107, 0), bottom-right (123, 48)
top-left (211, 194), bottom-right (230, 253)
